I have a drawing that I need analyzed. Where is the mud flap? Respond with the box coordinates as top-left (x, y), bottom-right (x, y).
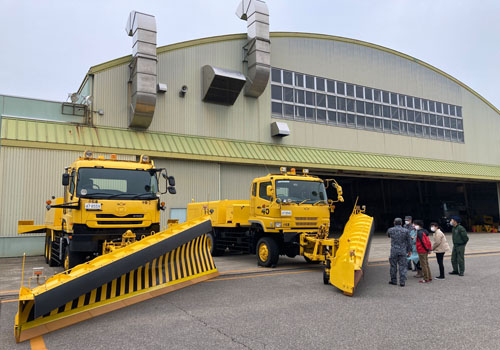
top-left (329, 211), bottom-right (374, 296)
top-left (14, 216), bottom-right (218, 342)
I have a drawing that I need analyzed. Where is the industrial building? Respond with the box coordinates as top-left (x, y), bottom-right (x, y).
top-left (1, 4), bottom-right (500, 256)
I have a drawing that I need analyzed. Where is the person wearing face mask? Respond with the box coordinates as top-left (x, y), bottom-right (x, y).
top-left (449, 216), bottom-right (469, 276)
top-left (413, 219), bottom-right (432, 283)
top-left (430, 222), bottom-right (450, 280)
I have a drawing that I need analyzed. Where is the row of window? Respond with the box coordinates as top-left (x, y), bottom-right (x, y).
top-left (271, 87), bottom-right (464, 130)
top-left (272, 103), bottom-right (464, 142)
top-left (271, 68), bottom-right (465, 143)
top-left (271, 68), bottom-right (462, 117)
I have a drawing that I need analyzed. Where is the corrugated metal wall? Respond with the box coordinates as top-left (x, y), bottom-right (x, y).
top-left (89, 35), bottom-right (500, 166)
top-left (0, 147), bottom-right (134, 237)
top-left (220, 164), bottom-right (279, 200)
top-left (152, 158), bottom-right (220, 229)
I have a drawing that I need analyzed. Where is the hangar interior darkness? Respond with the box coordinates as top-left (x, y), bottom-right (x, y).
top-left (317, 173), bottom-right (499, 233)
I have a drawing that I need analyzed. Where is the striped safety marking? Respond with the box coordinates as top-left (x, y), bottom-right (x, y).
top-left (17, 234), bottom-right (215, 327)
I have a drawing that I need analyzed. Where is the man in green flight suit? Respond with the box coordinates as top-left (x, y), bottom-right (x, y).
top-left (449, 216), bottom-right (469, 276)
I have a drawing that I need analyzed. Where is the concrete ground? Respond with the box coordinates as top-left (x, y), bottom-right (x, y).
top-left (1, 233), bottom-right (500, 349)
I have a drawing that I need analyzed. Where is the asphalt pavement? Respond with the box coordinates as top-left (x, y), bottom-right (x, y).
top-left (1, 234), bottom-right (500, 350)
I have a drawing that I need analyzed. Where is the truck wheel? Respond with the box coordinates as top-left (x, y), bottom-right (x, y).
top-left (206, 232), bottom-right (223, 257)
top-left (256, 237), bottom-right (279, 267)
top-left (44, 235), bottom-right (50, 264)
top-left (63, 248), bottom-right (83, 271)
top-left (47, 238), bottom-right (57, 267)
top-left (323, 269), bottom-right (330, 285)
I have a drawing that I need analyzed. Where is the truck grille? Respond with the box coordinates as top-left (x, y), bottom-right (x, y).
top-left (295, 222), bottom-right (317, 226)
top-left (295, 217), bottom-right (318, 221)
top-left (97, 221), bottom-right (143, 225)
top-left (96, 214), bottom-right (144, 218)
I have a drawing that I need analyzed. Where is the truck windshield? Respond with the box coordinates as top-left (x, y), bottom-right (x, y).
top-left (76, 168), bottom-right (158, 199)
top-left (275, 180), bottom-right (327, 204)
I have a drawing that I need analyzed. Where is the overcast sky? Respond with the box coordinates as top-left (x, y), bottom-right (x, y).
top-left (1, 0), bottom-right (499, 108)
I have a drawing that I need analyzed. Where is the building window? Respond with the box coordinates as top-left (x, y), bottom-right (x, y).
top-left (270, 67), bottom-right (464, 143)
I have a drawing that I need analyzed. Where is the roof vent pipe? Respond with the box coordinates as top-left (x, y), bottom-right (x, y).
top-left (125, 11), bottom-right (157, 129)
top-left (236, 0), bottom-right (270, 98)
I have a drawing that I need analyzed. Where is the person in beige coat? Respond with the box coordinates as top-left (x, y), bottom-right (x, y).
top-left (430, 222), bottom-right (450, 280)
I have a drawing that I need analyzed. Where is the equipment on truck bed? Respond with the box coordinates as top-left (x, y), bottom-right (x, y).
top-left (15, 216), bottom-right (218, 342)
top-left (18, 151), bottom-right (177, 270)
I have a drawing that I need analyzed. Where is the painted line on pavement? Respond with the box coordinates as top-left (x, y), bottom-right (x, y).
top-left (30, 336), bottom-right (47, 350)
top-left (207, 269), bottom-right (317, 282)
top-left (0, 290), bottom-right (18, 294)
top-left (0, 298), bottom-right (18, 303)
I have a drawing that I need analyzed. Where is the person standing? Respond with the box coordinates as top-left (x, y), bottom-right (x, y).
top-left (414, 220), bottom-right (432, 283)
top-left (430, 222), bottom-right (450, 280)
top-left (449, 216), bottom-right (469, 276)
top-left (387, 218), bottom-right (412, 287)
top-left (404, 216), bottom-right (415, 270)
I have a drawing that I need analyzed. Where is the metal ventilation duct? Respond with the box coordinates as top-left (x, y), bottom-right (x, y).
top-left (125, 11), bottom-right (157, 129)
top-left (202, 65), bottom-right (246, 105)
top-left (236, 0), bottom-right (270, 98)
top-left (271, 121), bottom-right (290, 137)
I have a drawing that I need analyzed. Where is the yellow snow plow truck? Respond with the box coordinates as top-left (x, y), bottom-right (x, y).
top-left (18, 151), bottom-right (177, 270)
top-left (15, 151), bottom-right (219, 342)
top-left (187, 167), bottom-right (374, 295)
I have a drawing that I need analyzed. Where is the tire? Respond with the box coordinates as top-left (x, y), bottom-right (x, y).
top-left (256, 237), bottom-right (279, 267)
top-left (47, 238), bottom-right (57, 267)
top-left (44, 234), bottom-right (50, 264)
top-left (323, 269), bottom-right (330, 285)
top-left (206, 232), bottom-right (224, 256)
top-left (63, 246), bottom-right (83, 271)
top-left (304, 256), bottom-right (321, 264)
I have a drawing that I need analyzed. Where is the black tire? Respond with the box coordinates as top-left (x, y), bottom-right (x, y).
top-left (63, 246), bottom-right (83, 271)
top-left (44, 234), bottom-right (50, 264)
top-left (304, 256), bottom-right (321, 264)
top-left (256, 237), bottom-right (279, 267)
top-left (47, 238), bottom-right (58, 267)
top-left (206, 232), bottom-right (224, 256)
top-left (323, 269), bottom-right (330, 285)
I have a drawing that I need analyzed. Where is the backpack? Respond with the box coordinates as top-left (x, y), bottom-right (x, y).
top-left (418, 230), bottom-right (432, 252)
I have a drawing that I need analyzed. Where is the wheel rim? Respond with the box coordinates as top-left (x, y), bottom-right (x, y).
top-left (64, 253), bottom-right (69, 270)
top-left (207, 235), bottom-right (213, 252)
top-left (258, 243), bottom-right (269, 262)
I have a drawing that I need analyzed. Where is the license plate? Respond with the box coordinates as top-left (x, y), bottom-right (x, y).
top-left (281, 210), bottom-right (292, 216)
top-left (85, 203), bottom-right (102, 210)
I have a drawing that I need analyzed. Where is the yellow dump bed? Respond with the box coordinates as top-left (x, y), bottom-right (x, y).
top-left (187, 200), bottom-right (250, 227)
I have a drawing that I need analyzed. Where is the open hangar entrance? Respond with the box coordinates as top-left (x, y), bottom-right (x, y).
top-left (311, 170), bottom-right (499, 233)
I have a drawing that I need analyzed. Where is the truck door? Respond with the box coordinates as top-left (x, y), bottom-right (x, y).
top-left (256, 181), bottom-right (272, 218)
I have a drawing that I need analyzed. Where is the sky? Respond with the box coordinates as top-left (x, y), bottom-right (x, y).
top-left (1, 0), bottom-right (499, 108)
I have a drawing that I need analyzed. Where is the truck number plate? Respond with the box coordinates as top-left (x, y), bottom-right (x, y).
top-left (281, 210), bottom-right (292, 216)
top-left (85, 203), bottom-right (102, 210)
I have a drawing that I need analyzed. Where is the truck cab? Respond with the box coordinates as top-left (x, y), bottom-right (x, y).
top-left (44, 151), bottom-right (176, 269)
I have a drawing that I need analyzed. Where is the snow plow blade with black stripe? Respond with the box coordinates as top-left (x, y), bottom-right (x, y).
top-left (14, 216), bottom-right (218, 343)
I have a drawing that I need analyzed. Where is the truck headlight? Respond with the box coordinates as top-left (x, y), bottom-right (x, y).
top-left (275, 222), bottom-right (282, 228)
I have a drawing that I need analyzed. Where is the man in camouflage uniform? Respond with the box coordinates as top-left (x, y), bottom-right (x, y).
top-left (387, 218), bottom-right (412, 287)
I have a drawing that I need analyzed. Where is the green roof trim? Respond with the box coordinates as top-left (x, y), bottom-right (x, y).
top-left (2, 117), bottom-right (500, 181)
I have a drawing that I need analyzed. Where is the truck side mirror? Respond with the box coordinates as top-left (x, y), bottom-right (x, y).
top-left (266, 185), bottom-right (273, 197)
top-left (168, 176), bottom-right (175, 186)
top-left (168, 186), bottom-right (176, 194)
top-left (62, 173), bottom-right (70, 186)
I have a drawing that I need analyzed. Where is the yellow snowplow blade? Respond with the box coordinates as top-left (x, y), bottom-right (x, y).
top-left (14, 216), bottom-right (218, 343)
top-left (329, 211), bottom-right (374, 296)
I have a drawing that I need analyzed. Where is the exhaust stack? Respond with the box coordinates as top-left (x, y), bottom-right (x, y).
top-left (236, 0), bottom-right (270, 98)
top-left (125, 11), bottom-right (157, 129)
